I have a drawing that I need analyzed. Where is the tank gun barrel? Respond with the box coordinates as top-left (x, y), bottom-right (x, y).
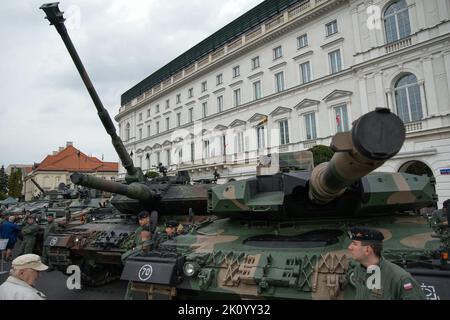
top-left (308, 108), bottom-right (405, 205)
top-left (70, 172), bottom-right (154, 202)
top-left (30, 178), bottom-right (47, 196)
top-left (40, 3), bottom-right (143, 183)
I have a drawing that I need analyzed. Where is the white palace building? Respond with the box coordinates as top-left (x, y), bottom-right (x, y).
top-left (115, 0), bottom-right (450, 206)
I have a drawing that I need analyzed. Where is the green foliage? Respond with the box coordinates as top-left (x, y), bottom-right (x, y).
top-left (0, 192), bottom-right (7, 201)
top-left (308, 145), bottom-right (335, 166)
top-left (0, 165), bottom-right (8, 195)
top-left (7, 168), bottom-right (23, 199)
top-left (145, 171), bottom-right (159, 179)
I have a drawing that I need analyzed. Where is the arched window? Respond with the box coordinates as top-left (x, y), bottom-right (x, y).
top-left (125, 123), bottom-right (130, 141)
top-left (394, 74), bottom-right (423, 123)
top-left (384, 0), bottom-right (411, 43)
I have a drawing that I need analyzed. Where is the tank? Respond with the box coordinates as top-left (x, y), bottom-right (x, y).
top-left (39, 3), bottom-right (212, 286)
top-left (40, 3), bottom-right (449, 299)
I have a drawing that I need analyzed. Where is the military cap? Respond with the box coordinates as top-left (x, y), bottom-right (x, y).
top-left (46, 212), bottom-right (56, 218)
top-left (165, 220), bottom-right (178, 228)
top-left (443, 199), bottom-right (450, 209)
top-left (137, 210), bottom-right (149, 220)
top-left (12, 254), bottom-right (48, 271)
top-left (348, 227), bottom-right (384, 243)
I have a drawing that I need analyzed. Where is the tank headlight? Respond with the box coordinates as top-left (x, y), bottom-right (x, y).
top-left (183, 262), bottom-right (199, 277)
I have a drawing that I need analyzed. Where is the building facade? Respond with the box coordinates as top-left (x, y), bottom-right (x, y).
top-left (116, 0), bottom-right (450, 206)
top-left (23, 142), bottom-right (118, 201)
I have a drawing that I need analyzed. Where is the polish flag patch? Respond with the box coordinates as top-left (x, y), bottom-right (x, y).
top-left (403, 283), bottom-right (414, 290)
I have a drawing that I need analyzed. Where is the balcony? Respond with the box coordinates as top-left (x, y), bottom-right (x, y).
top-left (404, 121), bottom-right (423, 133)
top-left (385, 37), bottom-right (412, 54)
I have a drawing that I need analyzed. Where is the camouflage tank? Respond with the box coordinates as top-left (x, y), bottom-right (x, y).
top-left (41, 3), bottom-right (448, 299)
top-left (40, 3), bottom-right (212, 286)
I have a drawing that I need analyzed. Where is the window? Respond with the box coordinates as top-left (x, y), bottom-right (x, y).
top-left (138, 156), bottom-right (143, 168)
top-left (202, 102), bottom-right (208, 118)
top-left (190, 142), bottom-right (195, 162)
top-left (232, 66), bottom-right (240, 78)
top-left (147, 125), bottom-right (151, 137)
top-left (253, 81), bottom-right (262, 100)
top-left (178, 149), bottom-right (183, 164)
top-left (334, 104), bottom-right (349, 132)
top-left (275, 72), bottom-right (285, 92)
top-left (251, 56), bottom-right (260, 69)
top-left (279, 120), bottom-right (290, 145)
top-left (256, 125), bottom-right (266, 149)
top-left (299, 61), bottom-right (312, 84)
top-left (221, 135), bottom-right (227, 155)
top-left (176, 112), bottom-right (181, 126)
top-left (165, 99), bottom-right (170, 109)
top-left (147, 109), bottom-right (151, 118)
top-left (138, 113), bottom-right (142, 121)
top-left (233, 88), bottom-right (241, 107)
top-left (156, 121), bottom-right (160, 134)
top-left (188, 88), bottom-right (194, 98)
top-left (394, 74), bottom-right (423, 123)
top-left (125, 123), bottom-right (130, 141)
top-left (166, 149), bottom-right (171, 166)
top-left (235, 132), bottom-right (244, 153)
top-left (216, 73), bottom-right (223, 85)
top-left (273, 46), bottom-right (283, 60)
top-left (156, 151), bottom-right (160, 165)
top-left (188, 108), bottom-right (193, 122)
top-left (217, 95), bottom-right (224, 112)
top-left (203, 140), bottom-right (210, 159)
top-left (384, 0), bottom-right (411, 44)
top-left (304, 113), bottom-right (317, 140)
top-left (201, 81), bottom-right (207, 92)
top-left (138, 128), bottom-right (142, 139)
top-left (297, 34), bottom-right (308, 49)
top-left (329, 50), bottom-right (342, 74)
top-left (146, 154), bottom-right (150, 169)
top-left (326, 20), bottom-right (338, 36)
top-left (165, 117), bottom-right (170, 131)
top-left (156, 104), bottom-right (160, 113)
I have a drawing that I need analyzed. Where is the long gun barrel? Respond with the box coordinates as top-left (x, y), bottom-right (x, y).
top-left (30, 178), bottom-right (47, 196)
top-left (40, 3), bottom-right (143, 183)
top-left (308, 108), bottom-right (405, 204)
top-left (71, 173), bottom-right (154, 201)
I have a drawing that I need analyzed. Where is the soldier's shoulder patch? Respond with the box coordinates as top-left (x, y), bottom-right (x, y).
top-left (403, 282), bottom-right (414, 291)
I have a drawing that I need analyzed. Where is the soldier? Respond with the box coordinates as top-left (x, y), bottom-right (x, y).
top-left (431, 199), bottom-right (450, 226)
top-left (134, 210), bottom-right (150, 248)
top-left (164, 220), bottom-right (184, 240)
top-left (347, 227), bottom-right (425, 300)
top-left (42, 212), bottom-right (59, 266)
top-left (19, 215), bottom-right (39, 255)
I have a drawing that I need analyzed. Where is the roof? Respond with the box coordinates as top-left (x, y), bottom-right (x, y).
top-left (121, 0), bottom-right (302, 106)
top-left (35, 145), bottom-right (118, 173)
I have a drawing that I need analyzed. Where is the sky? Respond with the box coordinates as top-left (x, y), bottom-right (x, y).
top-left (0, 0), bottom-right (264, 168)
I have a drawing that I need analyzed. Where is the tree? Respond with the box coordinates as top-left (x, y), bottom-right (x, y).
top-left (0, 165), bottom-right (8, 200)
top-left (7, 168), bottom-right (23, 199)
top-left (308, 145), bottom-right (335, 167)
top-left (145, 171), bottom-right (159, 179)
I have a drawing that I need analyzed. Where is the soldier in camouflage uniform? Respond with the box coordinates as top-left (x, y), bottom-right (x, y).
top-left (431, 199), bottom-right (450, 226)
top-left (347, 227), bottom-right (425, 300)
top-left (42, 212), bottom-right (59, 266)
top-left (19, 215), bottom-right (39, 255)
top-left (134, 210), bottom-right (150, 248)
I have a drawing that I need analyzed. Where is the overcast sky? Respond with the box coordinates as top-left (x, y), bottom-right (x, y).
top-left (0, 0), bottom-right (264, 168)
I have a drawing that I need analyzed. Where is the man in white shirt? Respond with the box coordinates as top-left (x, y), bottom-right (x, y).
top-left (0, 253), bottom-right (48, 300)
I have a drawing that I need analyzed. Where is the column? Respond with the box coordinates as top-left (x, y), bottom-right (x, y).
top-left (443, 51), bottom-right (450, 105)
top-left (374, 71), bottom-right (386, 108)
top-left (422, 57), bottom-right (439, 116)
top-left (437, 0), bottom-right (449, 22)
top-left (415, 0), bottom-right (427, 30)
top-left (358, 76), bottom-right (369, 114)
top-left (418, 80), bottom-right (429, 117)
top-left (351, 7), bottom-right (362, 54)
top-left (386, 89), bottom-right (394, 111)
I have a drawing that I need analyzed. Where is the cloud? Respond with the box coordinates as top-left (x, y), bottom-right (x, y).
top-left (0, 0), bottom-right (263, 168)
